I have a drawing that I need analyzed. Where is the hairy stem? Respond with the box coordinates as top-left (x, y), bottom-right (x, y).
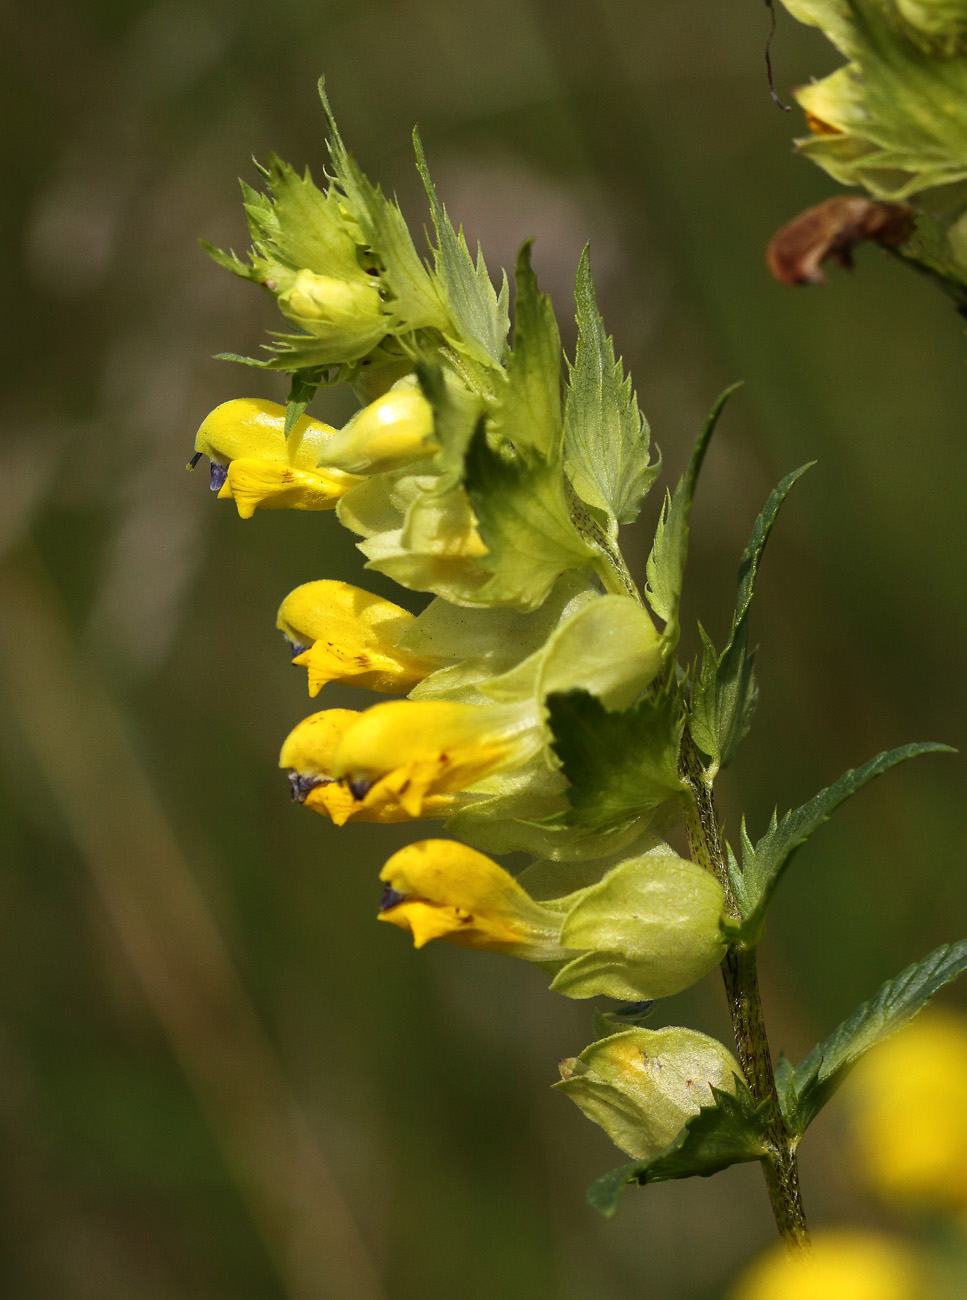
top-left (680, 734), bottom-right (810, 1251)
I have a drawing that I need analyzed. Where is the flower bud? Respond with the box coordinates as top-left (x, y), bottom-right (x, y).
top-left (192, 398), bottom-right (358, 518)
top-left (322, 380), bottom-right (437, 475)
top-left (277, 269), bottom-right (387, 361)
top-left (277, 580), bottom-right (437, 695)
top-left (556, 1027), bottom-right (741, 1161)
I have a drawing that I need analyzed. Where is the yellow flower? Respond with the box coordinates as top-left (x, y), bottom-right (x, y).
top-left (376, 841), bottom-right (727, 1002)
top-left (378, 840), bottom-right (564, 954)
top-left (730, 1231), bottom-right (926, 1300)
top-left (276, 580), bottom-right (437, 695)
top-left (278, 708), bottom-right (462, 826)
top-left (327, 698), bottom-right (540, 818)
top-left (322, 380), bottom-right (438, 475)
top-left (844, 1008), bottom-right (967, 1211)
top-left (192, 398), bottom-right (359, 519)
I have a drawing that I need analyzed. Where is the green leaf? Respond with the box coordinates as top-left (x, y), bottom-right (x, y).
top-left (689, 464), bottom-right (812, 774)
top-left (563, 246), bottom-right (659, 532)
top-left (784, 939), bottom-right (967, 1136)
top-left (587, 1079), bottom-right (770, 1216)
top-left (733, 742), bottom-right (953, 942)
top-left (546, 685), bottom-right (686, 835)
top-left (412, 128), bottom-right (509, 369)
top-left (284, 366), bottom-right (325, 436)
top-left (645, 383), bottom-right (741, 650)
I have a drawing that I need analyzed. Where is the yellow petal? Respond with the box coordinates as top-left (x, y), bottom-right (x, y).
top-left (224, 458), bottom-right (356, 518)
top-left (303, 780), bottom-right (458, 826)
top-left (330, 699), bottom-right (537, 816)
top-left (193, 399), bottom-right (360, 517)
top-left (194, 398), bottom-right (335, 468)
top-left (279, 709), bottom-right (361, 777)
top-left (380, 900), bottom-right (472, 948)
top-left (277, 580), bottom-right (436, 694)
top-left (377, 839), bottom-right (561, 953)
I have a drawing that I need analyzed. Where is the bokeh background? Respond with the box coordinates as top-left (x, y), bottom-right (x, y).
top-left (3, 2), bottom-right (966, 1297)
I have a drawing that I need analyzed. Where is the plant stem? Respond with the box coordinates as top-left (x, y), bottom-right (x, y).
top-left (680, 734), bottom-right (810, 1251)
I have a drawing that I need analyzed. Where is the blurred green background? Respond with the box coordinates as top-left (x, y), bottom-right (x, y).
top-left (2, 2), bottom-right (966, 1296)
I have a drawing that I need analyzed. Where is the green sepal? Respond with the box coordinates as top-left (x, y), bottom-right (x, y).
top-left (645, 383), bottom-right (741, 653)
top-left (587, 1079), bottom-right (770, 1217)
top-left (730, 742), bottom-right (953, 945)
top-left (782, 939), bottom-right (967, 1137)
top-left (549, 851), bottom-right (727, 1001)
top-left (547, 683), bottom-right (687, 836)
top-left (412, 128), bottom-right (509, 370)
top-left (563, 246), bottom-right (659, 534)
top-left (284, 366), bottom-right (326, 435)
top-left (689, 464), bottom-right (812, 776)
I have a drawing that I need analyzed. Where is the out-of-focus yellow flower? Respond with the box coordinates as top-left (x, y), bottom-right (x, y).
top-left (845, 1008), bottom-right (967, 1211)
top-left (322, 380), bottom-right (437, 475)
top-left (378, 839), bottom-right (564, 955)
top-left (730, 1230), bottom-right (926, 1300)
top-left (327, 698), bottom-right (540, 818)
top-left (279, 708), bottom-right (463, 826)
top-left (192, 398), bottom-right (359, 518)
top-left (276, 580), bottom-right (437, 695)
